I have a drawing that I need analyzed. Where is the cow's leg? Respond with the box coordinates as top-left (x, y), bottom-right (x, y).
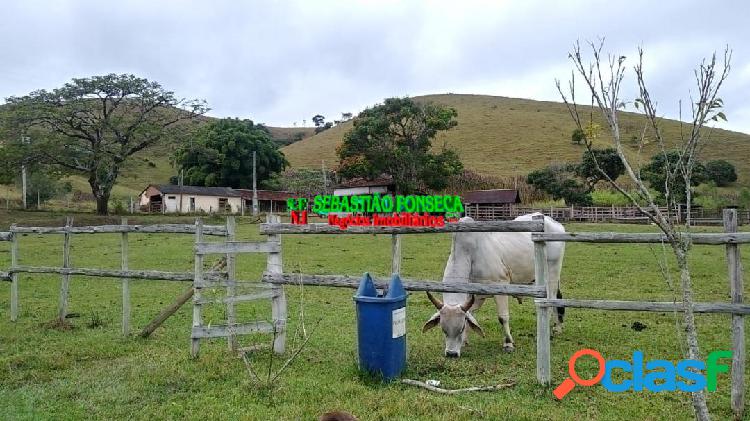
top-left (494, 294), bottom-right (514, 352)
top-left (548, 274), bottom-right (564, 335)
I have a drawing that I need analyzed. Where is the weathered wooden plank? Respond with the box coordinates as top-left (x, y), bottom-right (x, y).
top-left (536, 298), bottom-right (750, 315)
top-left (195, 291), bottom-right (277, 305)
top-left (192, 219), bottom-right (204, 358)
top-left (268, 214), bottom-right (286, 354)
top-left (195, 241), bottom-right (280, 255)
top-left (533, 214), bottom-right (551, 386)
top-left (0, 232), bottom-right (11, 241)
top-left (262, 273), bottom-right (546, 297)
top-left (10, 224), bottom-right (227, 236)
top-left (10, 224), bottom-right (19, 321)
top-left (139, 286), bottom-right (195, 338)
top-left (724, 209), bottom-right (745, 420)
top-left (121, 217), bottom-right (130, 336)
top-left (8, 266), bottom-right (224, 282)
top-left (58, 217), bottom-right (72, 321)
top-left (533, 232), bottom-right (750, 245)
top-left (259, 220), bottom-right (544, 235)
top-left (391, 234), bottom-right (401, 275)
top-left (191, 321), bottom-right (274, 339)
top-left (225, 216), bottom-right (237, 351)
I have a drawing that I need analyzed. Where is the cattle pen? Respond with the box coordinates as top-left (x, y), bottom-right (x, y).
top-left (1, 211), bottom-right (748, 418)
top-left (258, 211), bottom-right (749, 419)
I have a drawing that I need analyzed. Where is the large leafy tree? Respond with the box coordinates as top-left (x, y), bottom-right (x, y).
top-left (336, 97), bottom-right (462, 193)
top-left (1, 74), bottom-right (208, 214)
top-left (642, 151), bottom-right (707, 204)
top-left (704, 159), bottom-right (737, 186)
top-left (173, 118), bottom-right (287, 188)
top-left (576, 147), bottom-right (626, 189)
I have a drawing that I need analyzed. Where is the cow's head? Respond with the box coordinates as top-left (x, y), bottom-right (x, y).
top-left (422, 291), bottom-right (484, 358)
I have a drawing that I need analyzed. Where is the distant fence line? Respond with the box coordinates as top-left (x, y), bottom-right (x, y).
top-left (466, 204), bottom-right (750, 225)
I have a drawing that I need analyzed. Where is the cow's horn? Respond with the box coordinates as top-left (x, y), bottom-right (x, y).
top-left (460, 294), bottom-right (475, 312)
top-left (426, 291), bottom-right (443, 309)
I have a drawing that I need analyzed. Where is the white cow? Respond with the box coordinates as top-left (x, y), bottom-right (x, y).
top-left (422, 213), bottom-right (566, 358)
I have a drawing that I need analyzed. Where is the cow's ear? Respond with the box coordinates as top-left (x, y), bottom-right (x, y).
top-left (422, 312), bottom-right (440, 332)
top-left (465, 312), bottom-right (485, 337)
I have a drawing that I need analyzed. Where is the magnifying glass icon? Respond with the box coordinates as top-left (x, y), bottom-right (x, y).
top-left (553, 348), bottom-right (606, 400)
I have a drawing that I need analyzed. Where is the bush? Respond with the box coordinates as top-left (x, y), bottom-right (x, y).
top-left (705, 160), bottom-right (737, 187)
top-left (591, 190), bottom-right (633, 206)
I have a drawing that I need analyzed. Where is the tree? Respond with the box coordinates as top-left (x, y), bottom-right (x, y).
top-left (1, 74), bottom-right (207, 214)
top-left (557, 41), bottom-right (731, 420)
top-left (312, 114), bottom-right (325, 127)
top-left (173, 118), bottom-right (287, 188)
top-left (576, 148), bottom-right (626, 189)
top-left (527, 165), bottom-right (592, 205)
top-left (705, 159), bottom-right (737, 187)
top-left (336, 97), bottom-right (462, 193)
top-left (315, 121), bottom-right (333, 134)
top-left (571, 128), bottom-right (585, 144)
top-left (642, 151), bottom-right (707, 203)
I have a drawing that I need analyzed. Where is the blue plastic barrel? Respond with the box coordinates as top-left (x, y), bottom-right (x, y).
top-left (353, 273), bottom-right (407, 381)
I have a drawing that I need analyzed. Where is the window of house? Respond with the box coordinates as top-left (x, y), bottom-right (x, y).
top-left (167, 196), bottom-right (176, 200)
top-left (189, 197), bottom-right (196, 212)
top-left (218, 198), bottom-right (229, 211)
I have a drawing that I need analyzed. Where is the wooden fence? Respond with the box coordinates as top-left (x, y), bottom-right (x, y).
top-left (258, 210), bottom-right (747, 419)
top-left (1, 218), bottom-right (229, 335)
top-left (466, 204), bottom-right (750, 225)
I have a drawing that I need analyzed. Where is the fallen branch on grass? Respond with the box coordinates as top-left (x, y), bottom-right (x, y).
top-left (400, 379), bottom-right (516, 394)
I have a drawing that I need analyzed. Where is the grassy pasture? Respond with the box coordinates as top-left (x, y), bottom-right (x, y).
top-left (0, 213), bottom-right (749, 420)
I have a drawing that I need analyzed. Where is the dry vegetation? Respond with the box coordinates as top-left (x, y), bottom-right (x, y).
top-left (282, 94), bottom-right (750, 187)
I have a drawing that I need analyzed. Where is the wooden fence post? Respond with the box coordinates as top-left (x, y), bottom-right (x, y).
top-left (191, 218), bottom-right (204, 358)
top-left (391, 234), bottom-right (401, 276)
top-left (58, 217), bottom-right (72, 321)
top-left (225, 216), bottom-right (237, 351)
top-left (533, 214), bottom-right (551, 385)
top-left (121, 217), bottom-right (130, 336)
top-left (724, 209), bottom-right (745, 420)
top-left (10, 224), bottom-right (18, 321)
top-left (267, 214), bottom-right (286, 354)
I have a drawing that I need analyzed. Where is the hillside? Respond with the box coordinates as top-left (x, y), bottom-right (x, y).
top-left (282, 94), bottom-right (750, 186)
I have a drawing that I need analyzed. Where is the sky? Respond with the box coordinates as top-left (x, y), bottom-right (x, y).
top-left (1, 0), bottom-right (749, 133)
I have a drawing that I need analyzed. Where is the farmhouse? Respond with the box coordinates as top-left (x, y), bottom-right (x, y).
top-left (463, 189), bottom-right (521, 220)
top-left (138, 184), bottom-right (243, 213)
top-left (235, 189), bottom-right (295, 213)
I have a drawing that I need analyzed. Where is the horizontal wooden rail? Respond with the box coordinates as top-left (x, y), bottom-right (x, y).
top-left (533, 232), bottom-right (750, 245)
top-left (260, 220), bottom-right (544, 235)
top-left (537, 298), bottom-right (750, 315)
top-left (191, 321), bottom-right (274, 338)
top-left (10, 224), bottom-right (227, 236)
top-left (9, 266), bottom-right (226, 282)
top-left (195, 241), bottom-right (280, 255)
top-left (262, 272), bottom-right (546, 297)
top-left (194, 291), bottom-right (278, 305)
top-left (0, 232), bottom-right (11, 241)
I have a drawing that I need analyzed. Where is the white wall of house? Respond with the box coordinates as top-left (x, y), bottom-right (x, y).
top-left (142, 193), bottom-right (242, 213)
top-left (173, 195), bottom-right (242, 213)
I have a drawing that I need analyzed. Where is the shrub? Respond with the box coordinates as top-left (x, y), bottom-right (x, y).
top-left (705, 160), bottom-right (737, 187)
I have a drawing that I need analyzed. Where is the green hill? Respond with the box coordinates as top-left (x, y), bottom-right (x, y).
top-left (282, 94), bottom-right (750, 186)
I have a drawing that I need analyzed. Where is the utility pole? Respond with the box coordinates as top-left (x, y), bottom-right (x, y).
top-left (322, 160), bottom-right (327, 193)
top-left (21, 135), bottom-right (30, 210)
top-left (252, 151), bottom-right (259, 216)
top-left (179, 169), bottom-right (184, 213)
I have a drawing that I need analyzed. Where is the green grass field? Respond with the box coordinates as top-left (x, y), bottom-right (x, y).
top-left (0, 211), bottom-right (748, 420)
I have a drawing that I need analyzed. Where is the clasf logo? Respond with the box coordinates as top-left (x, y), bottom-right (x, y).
top-left (553, 349), bottom-right (732, 399)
